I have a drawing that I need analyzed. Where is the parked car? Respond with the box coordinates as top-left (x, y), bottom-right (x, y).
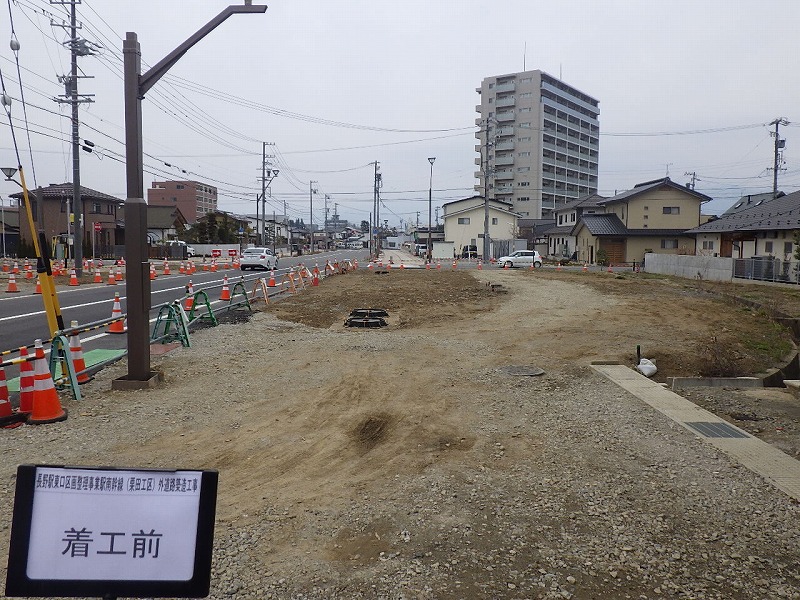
top-left (239, 247), bottom-right (278, 270)
top-left (415, 244), bottom-right (428, 257)
top-left (461, 245), bottom-right (478, 258)
top-left (497, 250), bottom-right (542, 268)
top-left (165, 240), bottom-right (195, 258)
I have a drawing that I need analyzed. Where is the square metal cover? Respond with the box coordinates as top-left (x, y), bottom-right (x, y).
top-left (684, 421), bottom-right (749, 439)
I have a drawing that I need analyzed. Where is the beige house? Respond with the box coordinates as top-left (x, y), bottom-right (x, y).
top-left (572, 178), bottom-right (712, 265)
top-left (442, 196), bottom-right (519, 256)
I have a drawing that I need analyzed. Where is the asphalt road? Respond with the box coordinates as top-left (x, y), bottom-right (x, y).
top-left (1, 249), bottom-right (368, 354)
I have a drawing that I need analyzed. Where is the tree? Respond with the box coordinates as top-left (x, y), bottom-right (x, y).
top-left (361, 220), bottom-right (370, 233)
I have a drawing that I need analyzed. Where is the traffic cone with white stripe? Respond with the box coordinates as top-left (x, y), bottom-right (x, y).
top-left (163, 259), bottom-right (170, 275)
top-left (0, 365), bottom-right (24, 428)
top-left (179, 261), bottom-right (186, 274)
top-left (28, 339), bottom-right (67, 424)
top-left (107, 267), bottom-right (116, 285)
top-left (267, 270), bottom-right (276, 287)
top-left (6, 273), bottom-right (19, 293)
top-left (185, 280), bottom-right (194, 311)
top-left (107, 292), bottom-right (127, 334)
top-left (150, 263), bottom-right (157, 280)
top-left (24, 261), bottom-right (33, 279)
top-left (68, 321), bottom-right (91, 384)
top-left (18, 346), bottom-right (34, 414)
top-left (69, 268), bottom-right (79, 286)
top-left (582, 263), bottom-right (589, 273)
top-left (93, 268), bottom-right (102, 283)
top-left (34, 276), bottom-right (42, 294)
top-left (220, 276), bottom-right (231, 301)
top-left (115, 265), bottom-right (124, 281)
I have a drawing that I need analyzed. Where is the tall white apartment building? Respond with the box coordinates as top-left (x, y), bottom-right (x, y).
top-left (475, 70), bottom-right (599, 218)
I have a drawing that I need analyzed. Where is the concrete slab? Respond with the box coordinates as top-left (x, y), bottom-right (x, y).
top-left (592, 363), bottom-right (800, 502)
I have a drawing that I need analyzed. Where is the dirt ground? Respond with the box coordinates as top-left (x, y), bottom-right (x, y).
top-left (3, 267), bottom-right (800, 599)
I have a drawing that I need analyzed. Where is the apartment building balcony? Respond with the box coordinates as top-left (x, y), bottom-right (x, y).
top-left (496, 126), bottom-right (514, 137)
top-left (495, 155), bottom-right (514, 166)
top-left (494, 170), bottom-right (514, 180)
top-left (495, 185), bottom-right (514, 196)
top-left (541, 81), bottom-right (599, 115)
top-left (475, 157), bottom-right (482, 166)
top-left (495, 111), bottom-right (515, 122)
top-left (495, 82), bottom-right (515, 94)
top-left (475, 117), bottom-right (484, 126)
top-left (495, 96), bottom-right (515, 108)
top-left (495, 140), bottom-right (514, 152)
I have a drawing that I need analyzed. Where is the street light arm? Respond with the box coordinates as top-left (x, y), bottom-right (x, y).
top-left (139, 4), bottom-right (267, 96)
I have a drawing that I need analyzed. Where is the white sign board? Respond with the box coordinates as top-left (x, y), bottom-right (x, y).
top-left (5, 465), bottom-right (218, 598)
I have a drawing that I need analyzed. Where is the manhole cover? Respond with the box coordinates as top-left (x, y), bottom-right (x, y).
top-left (499, 365), bottom-right (545, 377)
top-left (684, 421), bottom-right (749, 439)
top-left (344, 317), bottom-right (387, 328)
top-left (349, 308), bottom-right (389, 318)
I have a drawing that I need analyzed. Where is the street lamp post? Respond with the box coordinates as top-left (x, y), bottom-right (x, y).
top-left (119, 3), bottom-right (266, 389)
top-left (427, 157), bottom-right (435, 262)
top-left (0, 197), bottom-right (5, 259)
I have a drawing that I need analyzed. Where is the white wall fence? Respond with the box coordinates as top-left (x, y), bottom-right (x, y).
top-left (644, 253), bottom-right (734, 282)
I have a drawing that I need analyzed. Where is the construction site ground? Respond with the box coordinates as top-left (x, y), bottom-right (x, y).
top-left (2, 266), bottom-right (800, 599)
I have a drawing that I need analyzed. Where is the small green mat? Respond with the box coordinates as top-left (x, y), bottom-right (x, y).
top-left (5, 348), bottom-right (126, 392)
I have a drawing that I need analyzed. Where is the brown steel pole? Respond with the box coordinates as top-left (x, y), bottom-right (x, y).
top-left (119, 5), bottom-right (267, 387)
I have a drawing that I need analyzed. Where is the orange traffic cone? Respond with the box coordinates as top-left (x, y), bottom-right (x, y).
top-left (220, 276), bottom-right (231, 301)
top-left (107, 292), bottom-right (127, 334)
top-left (556, 263), bottom-right (562, 272)
top-left (0, 365), bottom-right (24, 428)
top-left (1, 260), bottom-right (8, 273)
top-left (504, 262), bottom-right (510, 270)
top-left (425, 262), bottom-right (431, 270)
top-left (163, 259), bottom-right (170, 275)
top-left (267, 270), bottom-right (276, 287)
top-left (149, 263), bottom-right (157, 280)
top-left (582, 263), bottom-right (589, 273)
top-left (477, 260), bottom-right (483, 270)
top-left (93, 268), bottom-right (102, 283)
top-left (202, 260), bottom-right (209, 272)
top-left (115, 265), bottom-right (124, 281)
top-left (179, 261), bottom-right (186, 274)
top-left (185, 280), bottom-right (194, 311)
top-left (34, 276), bottom-right (42, 294)
top-left (69, 268), bottom-right (79, 286)
top-left (6, 273), bottom-right (19, 293)
top-left (211, 260), bottom-right (218, 273)
top-left (400, 262), bottom-right (405, 270)
top-left (107, 268), bottom-right (116, 285)
top-left (368, 262), bottom-right (374, 270)
top-left (68, 321), bottom-right (91, 384)
top-left (353, 259), bottom-right (358, 269)
top-left (312, 271), bottom-right (319, 286)
top-left (28, 339), bottom-right (67, 424)
top-left (25, 261), bottom-right (33, 280)
top-left (436, 260), bottom-right (441, 270)
top-left (18, 346), bottom-right (34, 414)
top-left (607, 264), bottom-right (613, 273)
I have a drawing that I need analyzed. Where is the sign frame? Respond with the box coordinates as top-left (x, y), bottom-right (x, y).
top-left (5, 465), bottom-right (218, 598)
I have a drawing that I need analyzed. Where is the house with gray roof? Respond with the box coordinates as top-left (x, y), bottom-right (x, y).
top-left (543, 193), bottom-right (606, 259)
top-left (570, 178), bottom-right (713, 265)
top-left (687, 189), bottom-right (800, 260)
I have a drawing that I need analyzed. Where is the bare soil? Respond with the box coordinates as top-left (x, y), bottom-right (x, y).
top-left (2, 267), bottom-right (800, 599)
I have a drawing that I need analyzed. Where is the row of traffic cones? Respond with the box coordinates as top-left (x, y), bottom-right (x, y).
top-left (0, 339), bottom-right (68, 427)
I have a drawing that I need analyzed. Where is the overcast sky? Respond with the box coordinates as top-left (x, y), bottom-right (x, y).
top-left (1, 0), bottom-right (798, 228)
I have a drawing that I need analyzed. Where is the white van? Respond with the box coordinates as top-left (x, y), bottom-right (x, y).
top-left (347, 240), bottom-right (363, 250)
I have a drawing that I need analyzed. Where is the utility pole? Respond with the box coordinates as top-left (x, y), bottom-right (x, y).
top-left (769, 117), bottom-right (789, 199)
top-left (324, 194), bottom-right (330, 246)
top-left (256, 141), bottom-right (275, 245)
top-left (309, 181), bottom-right (317, 254)
top-left (52, 0), bottom-right (95, 276)
top-left (684, 171), bottom-right (697, 191)
top-left (481, 118), bottom-right (495, 262)
top-left (371, 162), bottom-right (380, 257)
top-left (416, 211), bottom-right (420, 228)
top-left (435, 206), bottom-right (440, 226)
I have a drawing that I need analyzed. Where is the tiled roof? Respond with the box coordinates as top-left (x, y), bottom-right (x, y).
top-left (721, 192), bottom-right (781, 216)
top-left (10, 183), bottom-right (121, 203)
top-left (687, 190), bottom-right (800, 234)
top-left (597, 177), bottom-right (712, 206)
top-left (441, 195), bottom-right (513, 208)
top-left (577, 214), bottom-right (628, 236)
top-left (557, 193), bottom-right (607, 212)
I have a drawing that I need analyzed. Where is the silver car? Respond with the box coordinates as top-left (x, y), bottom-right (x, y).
top-left (497, 250), bottom-right (542, 268)
top-left (239, 247), bottom-right (278, 271)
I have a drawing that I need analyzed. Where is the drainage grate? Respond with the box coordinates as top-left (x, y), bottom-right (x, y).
top-left (684, 421), bottom-right (749, 439)
top-left (499, 365), bottom-right (545, 377)
top-left (344, 317), bottom-right (387, 328)
top-left (349, 308), bottom-right (389, 319)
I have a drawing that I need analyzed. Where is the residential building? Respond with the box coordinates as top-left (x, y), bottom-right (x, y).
top-left (144, 205), bottom-right (189, 244)
top-left (687, 189), bottom-right (800, 259)
top-left (11, 183), bottom-right (122, 258)
top-left (543, 193), bottom-right (606, 259)
top-left (147, 180), bottom-right (218, 224)
top-left (442, 195), bottom-right (519, 257)
top-left (475, 69), bottom-right (599, 219)
top-left (571, 177), bottom-right (712, 265)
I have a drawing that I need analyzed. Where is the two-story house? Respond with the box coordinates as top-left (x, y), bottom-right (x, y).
top-left (571, 178), bottom-right (712, 265)
top-left (544, 193), bottom-right (606, 259)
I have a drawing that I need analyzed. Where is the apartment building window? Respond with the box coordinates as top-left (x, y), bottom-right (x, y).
top-left (518, 151), bottom-right (530, 157)
top-left (785, 242), bottom-right (793, 255)
top-left (518, 107), bottom-right (531, 113)
top-left (91, 202), bottom-right (101, 213)
top-left (518, 136), bottom-right (531, 142)
top-left (764, 241), bottom-right (774, 253)
top-left (488, 98), bottom-right (493, 103)
top-left (663, 207), bottom-right (680, 215)
top-left (644, 206), bottom-right (648, 210)
top-left (519, 122), bottom-right (531, 128)
top-left (518, 182), bottom-right (530, 187)
top-left (517, 167), bottom-right (530, 172)
top-left (520, 77), bottom-right (532, 83)
top-left (519, 197), bottom-right (530, 201)
top-left (643, 215), bottom-right (648, 220)
top-left (571, 213), bottom-right (576, 222)
top-left (176, 184), bottom-right (184, 190)
top-left (107, 204), bottom-right (114, 215)
top-left (661, 239), bottom-right (679, 249)
top-left (488, 83), bottom-right (494, 89)
top-left (492, 218), bottom-right (498, 225)
top-left (702, 241), bottom-right (714, 250)
top-left (520, 92), bottom-right (532, 98)
top-left (558, 215), bottom-right (563, 225)
top-left (457, 217), bottom-right (470, 225)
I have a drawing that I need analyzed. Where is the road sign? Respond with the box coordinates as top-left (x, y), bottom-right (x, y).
top-left (228, 249), bottom-right (238, 257)
top-left (93, 222), bottom-right (101, 232)
top-left (211, 249), bottom-right (222, 258)
top-left (5, 465), bottom-right (218, 598)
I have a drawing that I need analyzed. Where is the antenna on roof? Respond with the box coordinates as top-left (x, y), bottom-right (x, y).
top-left (523, 42), bottom-right (526, 71)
